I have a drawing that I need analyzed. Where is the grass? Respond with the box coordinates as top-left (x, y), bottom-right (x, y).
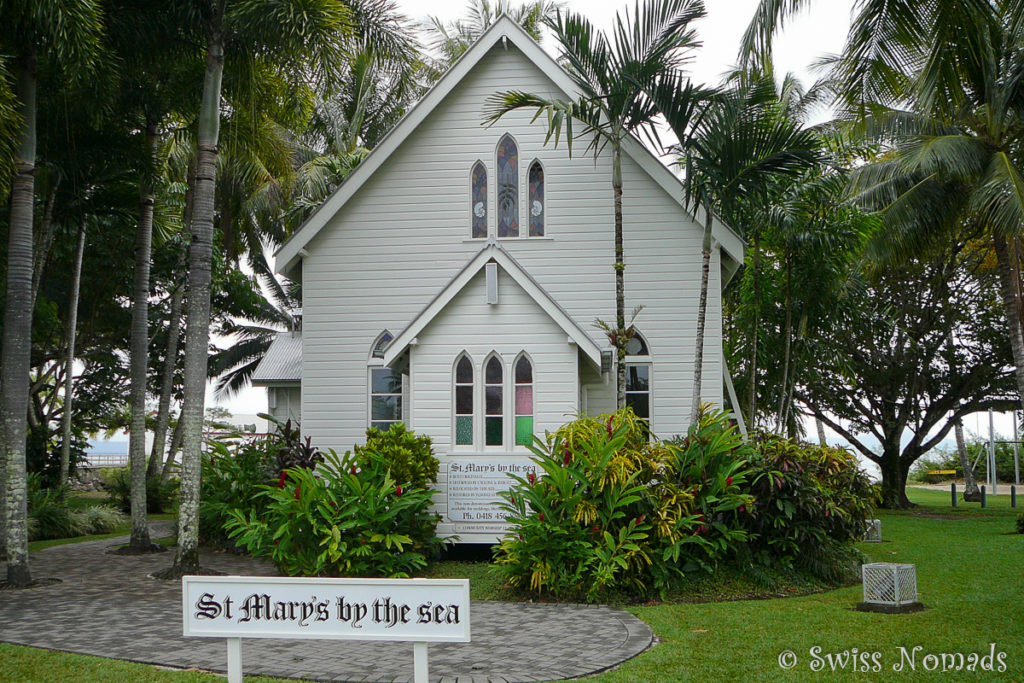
top-left (3, 486), bottom-right (1022, 681)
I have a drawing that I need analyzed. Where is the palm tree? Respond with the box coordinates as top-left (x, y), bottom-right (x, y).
top-left (841, 0), bottom-right (1024, 413)
top-left (486, 0), bottom-right (707, 408)
top-left (657, 69), bottom-right (822, 425)
top-left (1, 0), bottom-right (104, 587)
top-left (421, 0), bottom-right (562, 81)
top-left (161, 0), bottom-right (408, 578)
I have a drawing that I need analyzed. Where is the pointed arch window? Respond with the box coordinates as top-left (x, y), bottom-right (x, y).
top-left (370, 330), bottom-right (394, 359)
top-left (528, 161), bottom-right (544, 237)
top-left (485, 355), bottom-right (504, 445)
top-left (471, 162), bottom-right (488, 238)
top-left (454, 355), bottom-right (474, 446)
top-left (496, 135), bottom-right (519, 237)
top-left (514, 355), bottom-right (534, 446)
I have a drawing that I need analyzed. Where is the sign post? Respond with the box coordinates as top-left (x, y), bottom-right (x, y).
top-left (182, 576), bottom-right (470, 682)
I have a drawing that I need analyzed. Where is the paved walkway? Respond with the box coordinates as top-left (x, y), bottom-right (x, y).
top-left (0, 524), bottom-right (653, 682)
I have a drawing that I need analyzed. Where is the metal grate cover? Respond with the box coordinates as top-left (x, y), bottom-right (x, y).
top-left (862, 563), bottom-right (917, 606)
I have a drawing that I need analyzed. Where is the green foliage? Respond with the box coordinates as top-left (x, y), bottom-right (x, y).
top-left (492, 407), bottom-right (752, 601)
top-left (199, 435), bottom-right (277, 547)
top-left (225, 447), bottom-right (444, 578)
top-left (736, 435), bottom-right (877, 583)
top-left (354, 423), bottom-right (439, 489)
top-left (67, 505), bottom-right (127, 537)
top-left (102, 467), bottom-right (178, 514)
top-left (911, 436), bottom-right (1022, 484)
top-left (26, 473), bottom-right (73, 541)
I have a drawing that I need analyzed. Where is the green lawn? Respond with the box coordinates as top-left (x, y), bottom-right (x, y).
top-left (3, 487), bottom-right (1022, 681)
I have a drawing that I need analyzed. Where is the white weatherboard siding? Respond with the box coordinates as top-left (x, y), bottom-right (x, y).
top-left (412, 267), bottom-right (578, 538)
top-left (267, 386), bottom-right (301, 425)
top-left (300, 42), bottom-right (723, 455)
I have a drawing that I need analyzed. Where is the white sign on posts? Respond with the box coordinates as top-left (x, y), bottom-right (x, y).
top-left (447, 457), bottom-right (538, 533)
top-left (182, 576), bottom-right (470, 683)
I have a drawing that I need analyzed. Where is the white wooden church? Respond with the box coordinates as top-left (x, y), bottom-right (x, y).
top-left (253, 16), bottom-right (744, 542)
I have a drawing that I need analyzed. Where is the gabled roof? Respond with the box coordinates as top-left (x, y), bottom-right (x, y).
top-left (251, 332), bottom-right (302, 385)
top-left (383, 239), bottom-right (604, 368)
top-left (275, 15), bottom-right (745, 278)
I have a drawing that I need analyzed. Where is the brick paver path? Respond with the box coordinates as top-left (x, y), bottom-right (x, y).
top-left (0, 523), bottom-right (653, 682)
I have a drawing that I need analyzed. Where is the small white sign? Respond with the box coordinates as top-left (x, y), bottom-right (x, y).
top-left (447, 457), bottom-right (538, 527)
top-left (182, 576), bottom-right (470, 642)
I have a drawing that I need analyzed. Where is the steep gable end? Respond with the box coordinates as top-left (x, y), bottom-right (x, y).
top-left (275, 15), bottom-right (743, 279)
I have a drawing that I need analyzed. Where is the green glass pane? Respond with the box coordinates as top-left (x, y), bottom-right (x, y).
top-left (485, 416), bottom-right (503, 446)
top-left (515, 416), bottom-right (533, 446)
top-left (456, 416), bottom-right (473, 445)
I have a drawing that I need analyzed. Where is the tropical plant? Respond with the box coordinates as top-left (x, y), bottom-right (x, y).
top-left (225, 448), bottom-right (443, 577)
top-left (737, 434), bottom-right (876, 583)
top-left (492, 407), bottom-right (751, 600)
top-left (656, 67), bottom-right (823, 426)
top-left (485, 0), bottom-right (707, 408)
top-left (352, 423), bottom-right (439, 490)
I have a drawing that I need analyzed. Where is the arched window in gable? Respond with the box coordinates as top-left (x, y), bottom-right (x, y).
top-left (484, 354), bottom-right (504, 445)
top-left (496, 135), bottom-right (519, 237)
top-left (514, 355), bottom-right (534, 446)
top-left (454, 354), bottom-right (474, 446)
top-left (528, 160), bottom-right (544, 237)
top-left (370, 330), bottom-right (394, 360)
top-left (471, 161), bottom-right (487, 238)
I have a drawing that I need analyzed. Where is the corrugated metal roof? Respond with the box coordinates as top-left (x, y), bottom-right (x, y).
top-left (251, 332), bottom-right (302, 384)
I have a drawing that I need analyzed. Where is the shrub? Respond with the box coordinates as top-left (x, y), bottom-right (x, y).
top-left (200, 435), bottom-right (277, 547)
top-left (491, 407), bottom-right (752, 600)
top-left (263, 415), bottom-right (324, 472)
top-left (68, 505), bottom-right (128, 536)
top-left (354, 423), bottom-right (439, 489)
top-left (27, 473), bottom-right (73, 541)
top-left (225, 446), bottom-right (444, 577)
top-left (736, 435), bottom-right (877, 583)
top-left (103, 467), bottom-right (178, 514)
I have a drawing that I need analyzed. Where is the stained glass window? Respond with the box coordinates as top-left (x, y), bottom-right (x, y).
top-left (455, 356), bottom-right (474, 445)
top-left (371, 330), bottom-right (393, 359)
top-left (485, 355), bottom-right (503, 445)
top-left (514, 356), bottom-right (533, 446)
top-left (370, 368), bottom-right (403, 430)
top-left (471, 162), bottom-right (487, 238)
top-left (496, 135), bottom-right (518, 237)
top-left (528, 161), bottom-right (544, 237)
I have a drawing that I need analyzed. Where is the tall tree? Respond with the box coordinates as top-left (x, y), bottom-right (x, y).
top-left (486, 0), bottom-right (707, 408)
top-left (1, 0), bottom-right (103, 587)
top-left (161, 0), bottom-right (372, 578)
top-left (658, 69), bottom-right (821, 425)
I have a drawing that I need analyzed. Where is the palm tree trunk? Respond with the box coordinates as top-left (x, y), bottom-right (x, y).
top-left (30, 182), bottom-right (58, 310)
top-left (167, 18), bottom-right (225, 575)
top-left (148, 282), bottom-right (185, 477)
top-left (815, 415), bottom-right (827, 447)
top-left (162, 413), bottom-right (184, 481)
top-left (128, 124), bottom-right (159, 551)
top-left (2, 51), bottom-right (37, 586)
top-left (612, 141), bottom-right (627, 409)
top-left (994, 234), bottom-right (1024, 412)
top-left (776, 258), bottom-right (793, 430)
top-left (746, 232), bottom-right (761, 429)
top-left (689, 201), bottom-right (713, 426)
top-left (59, 223), bottom-right (87, 484)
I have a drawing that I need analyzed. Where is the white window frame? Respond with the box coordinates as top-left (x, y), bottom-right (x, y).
top-left (452, 352), bottom-right (477, 451)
